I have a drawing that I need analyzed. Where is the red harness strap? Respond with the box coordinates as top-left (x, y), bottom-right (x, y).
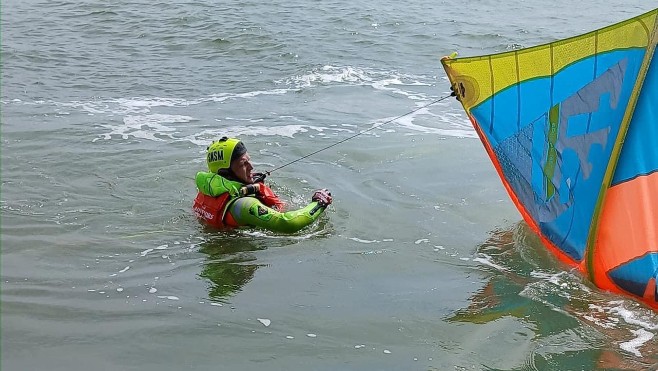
top-left (256, 183), bottom-right (286, 211)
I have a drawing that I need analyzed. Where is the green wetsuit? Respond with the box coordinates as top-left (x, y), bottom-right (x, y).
top-left (195, 171), bottom-right (328, 233)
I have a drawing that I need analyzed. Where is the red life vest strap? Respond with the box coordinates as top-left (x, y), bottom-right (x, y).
top-left (257, 183), bottom-right (286, 211)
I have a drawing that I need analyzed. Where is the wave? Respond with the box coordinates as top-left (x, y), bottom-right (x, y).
top-left (4, 65), bottom-right (475, 144)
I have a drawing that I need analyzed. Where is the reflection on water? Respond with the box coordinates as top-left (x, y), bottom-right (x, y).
top-left (449, 224), bottom-right (568, 324)
top-left (196, 230), bottom-right (266, 302)
top-left (195, 218), bottom-right (330, 302)
top-left (450, 223), bottom-right (658, 369)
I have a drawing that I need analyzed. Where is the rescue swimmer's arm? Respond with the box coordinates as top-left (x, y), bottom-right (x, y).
top-left (228, 196), bottom-right (327, 233)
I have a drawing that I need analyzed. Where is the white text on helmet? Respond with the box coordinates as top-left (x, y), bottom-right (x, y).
top-left (207, 150), bottom-right (224, 162)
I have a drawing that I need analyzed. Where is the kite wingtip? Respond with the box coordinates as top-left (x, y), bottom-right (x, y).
top-left (441, 52), bottom-right (458, 61)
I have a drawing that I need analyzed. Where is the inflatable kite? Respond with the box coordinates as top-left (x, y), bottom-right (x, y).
top-left (441, 9), bottom-right (658, 309)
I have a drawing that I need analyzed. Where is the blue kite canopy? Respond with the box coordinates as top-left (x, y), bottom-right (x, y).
top-left (441, 8), bottom-right (658, 310)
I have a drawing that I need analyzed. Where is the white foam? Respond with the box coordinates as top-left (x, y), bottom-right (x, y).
top-left (208, 89), bottom-right (289, 103)
top-left (530, 270), bottom-right (570, 287)
top-left (379, 106), bottom-right (476, 138)
top-left (473, 254), bottom-right (509, 272)
top-left (157, 295), bottom-right (180, 301)
top-left (280, 66), bottom-right (369, 87)
top-left (32, 65), bottom-right (476, 145)
top-left (528, 273), bottom-right (658, 357)
top-left (610, 304), bottom-right (658, 331)
top-left (276, 65), bottom-right (473, 139)
top-left (59, 92), bottom-right (289, 117)
top-left (620, 328), bottom-right (654, 357)
top-left (96, 114), bottom-right (193, 142)
top-left (114, 96), bottom-right (192, 110)
top-left (177, 123), bottom-right (353, 147)
top-left (278, 65), bottom-right (431, 92)
top-left (206, 124), bottom-right (324, 138)
top-left (276, 65), bottom-right (476, 137)
top-left (349, 237), bottom-right (378, 244)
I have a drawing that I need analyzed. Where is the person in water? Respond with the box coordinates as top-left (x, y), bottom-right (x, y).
top-left (193, 137), bottom-right (332, 233)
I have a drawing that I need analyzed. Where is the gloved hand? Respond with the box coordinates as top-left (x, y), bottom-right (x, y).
top-left (311, 189), bottom-right (332, 207)
top-left (252, 172), bottom-right (267, 183)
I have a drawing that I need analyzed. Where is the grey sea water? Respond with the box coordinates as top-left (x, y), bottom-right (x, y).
top-left (2, 0), bottom-right (657, 370)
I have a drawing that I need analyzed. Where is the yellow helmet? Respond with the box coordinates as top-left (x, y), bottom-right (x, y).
top-left (206, 137), bottom-right (245, 173)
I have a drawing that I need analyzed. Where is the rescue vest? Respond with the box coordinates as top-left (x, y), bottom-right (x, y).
top-left (193, 183), bottom-right (284, 228)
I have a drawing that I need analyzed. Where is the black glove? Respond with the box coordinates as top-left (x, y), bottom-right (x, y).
top-left (311, 189), bottom-right (332, 207)
top-left (252, 172), bottom-right (267, 183)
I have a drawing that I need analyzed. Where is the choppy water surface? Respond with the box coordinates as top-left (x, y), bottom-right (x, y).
top-left (2, 0), bottom-right (657, 369)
